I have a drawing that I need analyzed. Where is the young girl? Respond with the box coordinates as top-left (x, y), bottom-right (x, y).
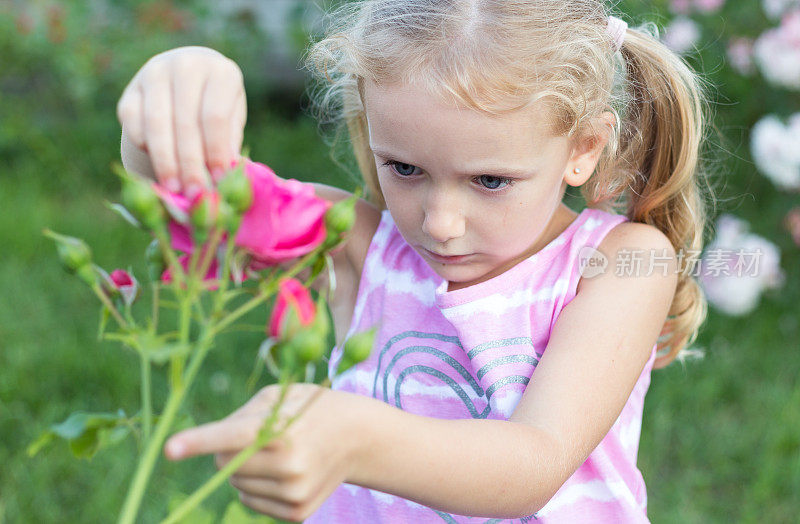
top-left (118, 1), bottom-right (711, 521)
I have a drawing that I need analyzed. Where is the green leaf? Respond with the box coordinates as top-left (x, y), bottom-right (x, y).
top-left (221, 500), bottom-right (276, 523)
top-left (27, 410), bottom-right (131, 459)
top-left (104, 201), bottom-right (142, 228)
top-left (167, 493), bottom-right (215, 524)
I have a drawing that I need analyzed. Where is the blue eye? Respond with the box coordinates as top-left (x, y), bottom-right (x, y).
top-left (478, 175), bottom-right (510, 190)
top-left (384, 161), bottom-right (417, 176)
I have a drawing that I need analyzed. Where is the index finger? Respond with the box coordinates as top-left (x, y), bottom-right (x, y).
top-left (165, 416), bottom-right (261, 460)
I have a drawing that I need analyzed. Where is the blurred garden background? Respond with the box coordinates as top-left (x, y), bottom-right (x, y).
top-left (1, 0), bottom-right (798, 522)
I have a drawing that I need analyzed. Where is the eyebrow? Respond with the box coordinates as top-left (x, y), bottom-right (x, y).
top-left (369, 145), bottom-right (535, 178)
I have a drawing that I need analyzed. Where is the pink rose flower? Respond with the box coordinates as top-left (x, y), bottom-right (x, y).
top-left (109, 269), bottom-right (139, 306)
top-left (268, 278), bottom-right (316, 339)
top-left (235, 160), bottom-right (331, 266)
top-left (152, 158), bottom-right (332, 272)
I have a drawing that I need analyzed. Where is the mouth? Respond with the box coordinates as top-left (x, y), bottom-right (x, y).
top-left (423, 249), bottom-right (473, 264)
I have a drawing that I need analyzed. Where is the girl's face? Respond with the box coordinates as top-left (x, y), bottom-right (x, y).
top-left (363, 79), bottom-right (580, 291)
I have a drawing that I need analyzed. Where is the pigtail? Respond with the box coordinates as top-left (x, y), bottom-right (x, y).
top-left (613, 26), bottom-right (714, 368)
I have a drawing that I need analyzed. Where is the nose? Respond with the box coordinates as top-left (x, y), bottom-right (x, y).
top-left (422, 189), bottom-right (465, 244)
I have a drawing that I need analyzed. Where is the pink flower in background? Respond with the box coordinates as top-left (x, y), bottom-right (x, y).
top-left (669, 0), bottom-right (725, 14)
top-left (754, 10), bottom-right (800, 90)
top-left (268, 278), bottom-right (316, 339)
top-left (727, 37), bottom-right (755, 75)
top-left (750, 113), bottom-right (800, 191)
top-left (670, 0), bottom-right (692, 14)
top-left (694, 0), bottom-right (725, 13)
top-left (699, 215), bottom-right (784, 316)
top-left (108, 269), bottom-right (140, 306)
top-left (663, 17), bottom-right (701, 54)
top-left (785, 208), bottom-right (800, 246)
top-left (235, 160), bottom-right (331, 266)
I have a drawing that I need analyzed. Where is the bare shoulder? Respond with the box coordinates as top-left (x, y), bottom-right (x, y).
top-left (577, 220), bottom-right (678, 295)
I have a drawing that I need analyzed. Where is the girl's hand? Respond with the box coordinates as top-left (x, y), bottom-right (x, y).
top-left (164, 383), bottom-right (366, 522)
top-left (116, 46), bottom-right (247, 197)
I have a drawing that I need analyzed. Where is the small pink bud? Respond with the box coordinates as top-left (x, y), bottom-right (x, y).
top-left (108, 269), bottom-right (140, 306)
top-left (268, 278), bottom-right (316, 340)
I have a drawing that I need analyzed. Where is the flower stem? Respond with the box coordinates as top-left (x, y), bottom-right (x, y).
top-left (212, 237), bottom-right (237, 312)
top-left (140, 354), bottom-right (152, 443)
top-left (117, 333), bottom-right (215, 524)
top-left (154, 228), bottom-right (186, 290)
top-left (196, 228), bottom-right (224, 284)
top-left (151, 283), bottom-right (160, 332)
top-left (91, 284), bottom-right (128, 329)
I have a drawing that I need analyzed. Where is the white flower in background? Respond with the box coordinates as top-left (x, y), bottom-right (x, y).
top-left (753, 10), bottom-right (800, 90)
top-left (663, 17), bottom-right (701, 54)
top-left (727, 37), bottom-right (755, 75)
top-left (699, 214), bottom-right (784, 316)
top-left (750, 113), bottom-right (800, 190)
top-left (762, 0), bottom-right (800, 19)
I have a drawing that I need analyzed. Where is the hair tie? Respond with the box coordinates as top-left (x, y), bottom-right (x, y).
top-left (607, 15), bottom-right (628, 53)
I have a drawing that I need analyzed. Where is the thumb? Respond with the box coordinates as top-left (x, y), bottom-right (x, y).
top-left (164, 416), bottom-right (259, 461)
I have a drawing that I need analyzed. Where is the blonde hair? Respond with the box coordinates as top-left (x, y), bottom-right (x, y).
top-left (302, 0), bottom-right (716, 369)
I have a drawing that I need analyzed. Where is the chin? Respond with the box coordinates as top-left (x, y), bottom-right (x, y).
top-left (431, 266), bottom-right (485, 287)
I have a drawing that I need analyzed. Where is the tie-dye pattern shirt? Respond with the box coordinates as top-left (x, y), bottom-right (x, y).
top-left (306, 207), bottom-right (656, 523)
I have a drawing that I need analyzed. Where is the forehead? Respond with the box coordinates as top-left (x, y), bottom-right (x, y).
top-left (361, 79), bottom-right (560, 161)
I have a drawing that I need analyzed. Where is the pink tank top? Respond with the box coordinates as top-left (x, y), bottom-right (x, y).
top-left (306, 207), bottom-right (656, 523)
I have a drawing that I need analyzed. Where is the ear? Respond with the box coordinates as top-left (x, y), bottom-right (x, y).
top-left (563, 111), bottom-right (616, 187)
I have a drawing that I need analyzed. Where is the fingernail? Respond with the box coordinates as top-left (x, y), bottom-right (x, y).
top-left (185, 183), bottom-right (202, 200)
top-left (165, 178), bottom-right (180, 193)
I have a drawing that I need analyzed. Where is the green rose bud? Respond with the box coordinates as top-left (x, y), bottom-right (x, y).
top-left (43, 229), bottom-right (92, 272)
top-left (324, 196), bottom-right (357, 238)
top-left (119, 175), bottom-right (165, 231)
top-left (217, 200), bottom-right (240, 234)
top-left (218, 163), bottom-right (253, 214)
top-left (75, 263), bottom-right (98, 287)
top-left (189, 190), bottom-right (220, 245)
top-left (290, 328), bottom-right (328, 364)
top-left (337, 327), bottom-right (377, 375)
